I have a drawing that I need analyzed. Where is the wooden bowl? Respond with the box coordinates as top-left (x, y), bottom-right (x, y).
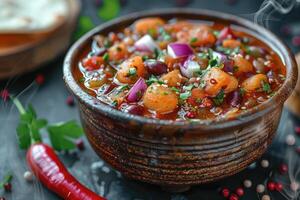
top-left (63, 9), bottom-right (298, 191)
top-left (0, 0), bottom-right (81, 79)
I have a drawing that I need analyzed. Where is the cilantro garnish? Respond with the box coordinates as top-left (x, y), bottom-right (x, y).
top-left (103, 53), bottom-right (109, 62)
top-left (171, 87), bottom-right (180, 93)
top-left (148, 29), bottom-right (156, 37)
top-left (233, 66), bottom-right (239, 73)
top-left (213, 30), bottom-right (220, 37)
top-left (12, 98), bottom-right (83, 151)
top-left (262, 81), bottom-right (271, 93)
top-left (179, 92), bottom-right (191, 100)
top-left (127, 67), bottom-right (137, 77)
top-left (239, 88), bottom-right (246, 96)
top-left (216, 46), bottom-right (240, 55)
top-left (159, 28), bottom-right (171, 41)
top-left (212, 89), bottom-right (225, 106)
top-left (209, 59), bottom-right (218, 68)
top-left (190, 37), bottom-right (197, 44)
top-left (142, 55), bottom-right (149, 61)
top-left (154, 48), bottom-right (161, 59)
top-left (146, 75), bottom-right (164, 85)
top-left (183, 84), bottom-right (194, 91)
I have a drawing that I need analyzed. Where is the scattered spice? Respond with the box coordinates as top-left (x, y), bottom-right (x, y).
top-left (35, 74), bottom-right (45, 85)
top-left (0, 89), bottom-right (9, 102)
top-left (221, 188), bottom-right (230, 198)
top-left (279, 163), bottom-right (288, 174)
top-left (76, 139), bottom-right (85, 151)
top-left (23, 171), bottom-right (33, 182)
top-left (267, 181), bottom-right (276, 191)
top-left (66, 96), bottom-right (75, 106)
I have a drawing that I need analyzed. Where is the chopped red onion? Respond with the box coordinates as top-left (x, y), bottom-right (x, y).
top-left (167, 43), bottom-right (194, 59)
top-left (181, 56), bottom-right (201, 78)
top-left (212, 51), bottom-right (234, 72)
top-left (217, 27), bottom-right (236, 44)
top-left (134, 34), bottom-right (158, 52)
top-left (127, 78), bottom-right (147, 102)
top-left (226, 91), bottom-right (242, 107)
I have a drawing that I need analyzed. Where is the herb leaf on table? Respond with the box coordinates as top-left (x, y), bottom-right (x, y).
top-left (48, 121), bottom-right (84, 151)
top-left (13, 98), bottom-right (83, 151)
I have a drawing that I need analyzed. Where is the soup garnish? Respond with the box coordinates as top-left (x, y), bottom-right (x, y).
top-left (74, 18), bottom-right (286, 121)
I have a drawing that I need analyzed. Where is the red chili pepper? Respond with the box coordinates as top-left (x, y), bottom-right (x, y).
top-left (27, 143), bottom-right (106, 200)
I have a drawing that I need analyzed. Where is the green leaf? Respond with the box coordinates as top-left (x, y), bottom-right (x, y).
top-left (33, 119), bottom-right (47, 129)
top-left (27, 104), bottom-right (37, 119)
top-left (213, 89), bottom-right (225, 106)
top-left (262, 81), bottom-right (271, 94)
top-left (74, 16), bottom-right (95, 40)
top-left (179, 92), bottom-right (191, 100)
top-left (31, 126), bottom-right (42, 143)
top-left (16, 123), bottom-right (31, 149)
top-left (47, 120), bottom-right (83, 151)
top-left (20, 113), bottom-right (33, 123)
top-left (97, 0), bottom-right (120, 21)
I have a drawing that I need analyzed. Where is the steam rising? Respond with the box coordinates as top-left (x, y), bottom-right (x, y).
top-left (254, 0), bottom-right (299, 27)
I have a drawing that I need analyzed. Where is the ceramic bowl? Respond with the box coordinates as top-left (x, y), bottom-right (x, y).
top-left (63, 9), bottom-right (297, 191)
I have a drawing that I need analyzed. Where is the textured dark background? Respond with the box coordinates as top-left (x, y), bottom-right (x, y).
top-left (1, 0), bottom-right (300, 199)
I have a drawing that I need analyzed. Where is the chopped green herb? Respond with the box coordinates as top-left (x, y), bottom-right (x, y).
top-left (239, 88), bottom-right (246, 96)
top-left (179, 92), bottom-right (191, 100)
top-left (209, 59), bottom-right (218, 68)
top-left (163, 91), bottom-right (169, 95)
top-left (171, 87), bottom-right (180, 93)
top-left (111, 100), bottom-right (118, 107)
top-left (233, 66), bottom-right (239, 73)
top-left (103, 53), bottom-right (109, 62)
top-left (216, 46), bottom-right (240, 55)
top-left (183, 84), bottom-right (194, 91)
top-left (146, 75), bottom-right (164, 85)
top-left (213, 30), bottom-right (220, 37)
top-left (195, 98), bottom-right (202, 103)
top-left (212, 89), bottom-right (225, 106)
top-left (262, 81), bottom-right (271, 93)
top-left (190, 37), bottom-right (197, 44)
top-left (103, 39), bottom-right (112, 48)
top-left (127, 67), bottom-right (137, 77)
top-left (79, 77), bottom-right (85, 83)
top-left (142, 55), bottom-right (149, 61)
top-left (159, 28), bottom-right (171, 41)
top-left (148, 28), bottom-right (156, 37)
top-left (154, 48), bottom-right (161, 59)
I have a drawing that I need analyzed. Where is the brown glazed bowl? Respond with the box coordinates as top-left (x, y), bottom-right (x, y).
top-left (64, 9), bottom-right (297, 191)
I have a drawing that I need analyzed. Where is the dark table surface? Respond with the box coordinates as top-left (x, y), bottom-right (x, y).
top-left (1, 0), bottom-right (300, 199)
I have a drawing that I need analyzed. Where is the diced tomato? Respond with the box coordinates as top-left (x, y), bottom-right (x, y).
top-left (82, 56), bottom-right (105, 71)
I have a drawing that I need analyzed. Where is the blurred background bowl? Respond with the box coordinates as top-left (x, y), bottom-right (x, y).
top-left (0, 0), bottom-right (81, 80)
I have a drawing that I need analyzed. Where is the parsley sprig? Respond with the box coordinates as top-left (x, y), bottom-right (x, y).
top-left (213, 89), bottom-right (225, 106)
top-left (12, 98), bottom-right (83, 151)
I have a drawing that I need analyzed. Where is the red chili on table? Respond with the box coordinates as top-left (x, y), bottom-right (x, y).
top-left (27, 143), bottom-right (106, 200)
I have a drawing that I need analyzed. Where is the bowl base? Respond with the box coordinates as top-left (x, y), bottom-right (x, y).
top-left (161, 185), bottom-right (191, 193)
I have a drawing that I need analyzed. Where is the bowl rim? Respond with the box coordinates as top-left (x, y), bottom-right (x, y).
top-left (63, 8), bottom-right (298, 129)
